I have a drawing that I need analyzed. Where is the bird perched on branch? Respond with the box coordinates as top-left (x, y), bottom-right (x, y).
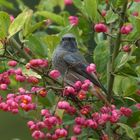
top-left (52, 33), bottom-right (107, 95)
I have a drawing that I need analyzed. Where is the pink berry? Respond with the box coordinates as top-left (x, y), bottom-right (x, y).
top-left (69, 16), bottom-right (79, 26)
top-left (94, 23), bottom-right (107, 33)
top-left (73, 125), bottom-right (81, 135)
top-left (71, 136), bottom-right (78, 140)
top-left (39, 89), bottom-right (47, 97)
top-left (81, 82), bottom-right (90, 91)
top-left (122, 45), bottom-right (131, 52)
top-left (85, 119), bottom-right (98, 129)
top-left (0, 84), bottom-right (7, 90)
top-left (55, 128), bottom-right (67, 137)
top-left (27, 76), bottom-right (39, 84)
top-left (29, 59), bottom-right (43, 67)
top-left (64, 86), bottom-right (75, 95)
top-left (32, 130), bottom-right (45, 140)
top-left (86, 63), bottom-right (96, 73)
top-left (18, 87), bottom-right (26, 94)
top-left (15, 68), bottom-right (22, 75)
top-left (36, 121), bottom-right (46, 129)
top-left (110, 110), bottom-right (121, 123)
top-left (74, 81), bottom-right (82, 90)
top-left (136, 89), bottom-right (140, 95)
top-left (8, 60), bottom-right (17, 67)
top-left (10, 15), bottom-right (14, 22)
top-left (120, 24), bottom-right (133, 34)
top-left (77, 90), bottom-right (86, 100)
top-left (132, 11), bottom-right (139, 17)
top-left (75, 117), bottom-right (85, 125)
top-left (27, 121), bottom-right (35, 128)
top-left (135, 103), bottom-right (140, 109)
top-left (49, 70), bottom-right (61, 79)
top-left (101, 10), bottom-right (107, 17)
top-left (64, 0), bottom-right (73, 5)
top-left (11, 108), bottom-right (19, 114)
top-left (15, 75), bottom-right (26, 82)
top-left (41, 109), bottom-right (51, 117)
top-left (58, 101), bottom-right (70, 110)
top-left (101, 134), bottom-right (109, 140)
top-left (120, 107), bottom-right (132, 117)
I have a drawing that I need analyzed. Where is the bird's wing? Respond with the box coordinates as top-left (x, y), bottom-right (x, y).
top-left (63, 52), bottom-right (107, 93)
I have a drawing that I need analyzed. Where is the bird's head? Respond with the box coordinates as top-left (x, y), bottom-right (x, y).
top-left (60, 33), bottom-right (78, 52)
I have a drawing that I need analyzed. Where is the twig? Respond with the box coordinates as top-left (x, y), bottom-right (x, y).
top-left (107, 1), bottom-right (128, 101)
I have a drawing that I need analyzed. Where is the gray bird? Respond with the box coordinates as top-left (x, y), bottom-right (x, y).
top-left (52, 33), bottom-right (107, 94)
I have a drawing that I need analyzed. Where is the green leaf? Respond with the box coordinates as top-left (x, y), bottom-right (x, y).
top-left (132, 47), bottom-right (140, 64)
top-left (38, 90), bottom-right (56, 107)
top-left (113, 75), bottom-right (137, 96)
top-left (0, 42), bottom-right (4, 55)
top-left (73, 0), bottom-right (84, 11)
top-left (113, 75), bottom-right (123, 95)
top-left (94, 41), bottom-right (109, 82)
top-left (35, 11), bottom-right (64, 26)
top-left (37, 0), bottom-right (57, 12)
top-left (124, 85), bottom-right (137, 96)
top-left (116, 50), bottom-right (135, 70)
top-left (0, 11), bottom-right (10, 40)
top-left (26, 34), bottom-right (47, 58)
top-left (56, 0), bottom-right (65, 10)
top-left (25, 20), bottom-right (46, 36)
top-left (8, 9), bottom-right (33, 38)
top-left (88, 138), bottom-right (98, 140)
top-left (135, 17), bottom-right (140, 36)
top-left (117, 123), bottom-right (136, 140)
top-left (22, 10), bottom-right (33, 37)
top-left (84, 0), bottom-right (97, 21)
top-left (0, 0), bottom-right (14, 9)
top-left (43, 35), bottom-right (60, 58)
top-left (55, 108), bottom-right (64, 119)
top-left (116, 63), bottom-right (137, 77)
top-left (105, 9), bottom-right (118, 24)
top-left (16, 0), bottom-right (28, 11)
top-left (127, 111), bottom-right (140, 126)
top-left (115, 0), bottom-right (127, 7)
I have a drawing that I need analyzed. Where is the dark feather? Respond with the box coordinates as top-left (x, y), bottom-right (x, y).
top-left (63, 53), bottom-right (107, 94)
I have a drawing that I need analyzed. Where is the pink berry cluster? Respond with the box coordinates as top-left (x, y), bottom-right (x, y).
top-left (58, 101), bottom-right (76, 115)
top-left (0, 59), bottom-right (50, 92)
top-left (0, 93), bottom-right (36, 113)
top-left (29, 59), bottom-right (48, 68)
top-left (63, 79), bottom-right (92, 98)
top-left (0, 59), bottom-right (49, 114)
top-left (86, 63), bottom-right (96, 73)
top-left (27, 109), bottom-right (68, 140)
top-left (71, 105), bottom-right (132, 136)
top-left (94, 23), bottom-right (133, 35)
top-left (28, 104), bottom-right (132, 139)
top-left (0, 67), bottom-right (39, 91)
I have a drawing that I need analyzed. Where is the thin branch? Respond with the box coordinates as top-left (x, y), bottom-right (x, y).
top-left (107, 1), bottom-right (128, 101)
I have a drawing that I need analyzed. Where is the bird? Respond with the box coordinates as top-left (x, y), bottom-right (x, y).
top-left (52, 33), bottom-right (107, 95)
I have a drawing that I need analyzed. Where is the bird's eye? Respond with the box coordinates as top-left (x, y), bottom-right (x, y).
top-left (71, 38), bottom-right (75, 41)
top-left (62, 38), bottom-right (66, 41)
top-left (62, 37), bottom-right (75, 41)
top-left (67, 37), bottom-right (71, 41)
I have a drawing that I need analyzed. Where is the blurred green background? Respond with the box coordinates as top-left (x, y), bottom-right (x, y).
top-left (0, 112), bottom-right (32, 140)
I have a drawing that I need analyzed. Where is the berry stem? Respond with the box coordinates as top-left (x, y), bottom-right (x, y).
top-left (107, 1), bottom-right (128, 101)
